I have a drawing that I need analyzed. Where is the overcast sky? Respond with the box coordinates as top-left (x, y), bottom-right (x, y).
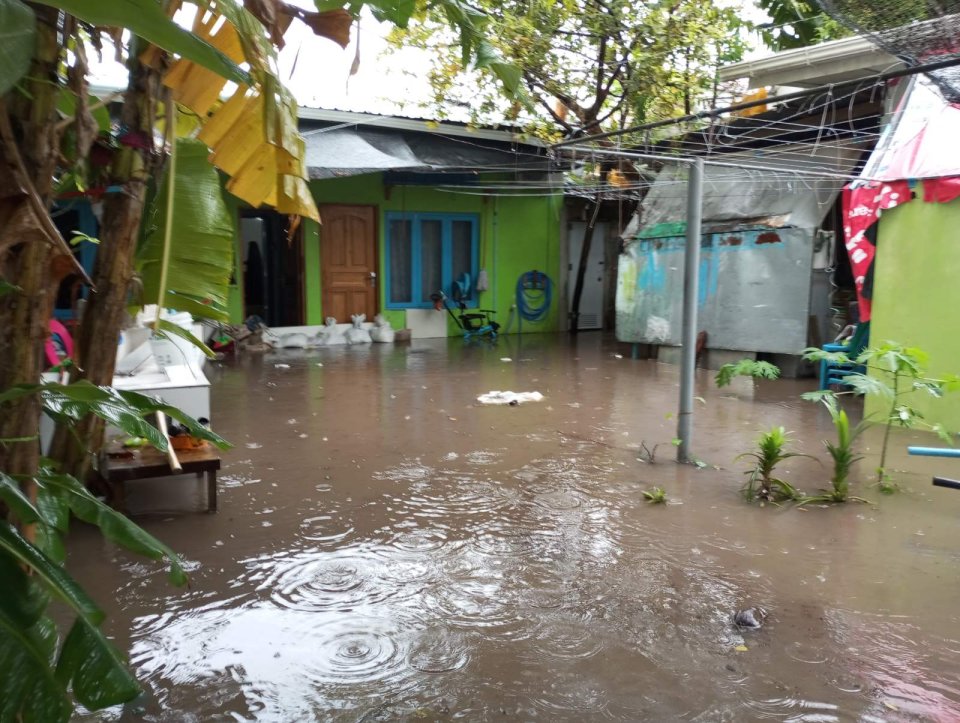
top-left (90, 3), bottom-right (769, 120)
top-left (90, 9), bottom-right (438, 117)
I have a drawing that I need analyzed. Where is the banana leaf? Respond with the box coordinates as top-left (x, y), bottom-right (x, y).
top-left (137, 137), bottom-right (236, 324)
top-left (0, 0), bottom-right (34, 97)
top-left (1, 463), bottom-right (193, 720)
top-left (33, 0), bottom-right (248, 85)
top-left (0, 380), bottom-right (232, 451)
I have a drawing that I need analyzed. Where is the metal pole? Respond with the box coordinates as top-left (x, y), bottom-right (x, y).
top-left (677, 157), bottom-right (704, 464)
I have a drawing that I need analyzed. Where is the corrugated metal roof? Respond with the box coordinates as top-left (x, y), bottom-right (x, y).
top-left (303, 126), bottom-right (549, 179)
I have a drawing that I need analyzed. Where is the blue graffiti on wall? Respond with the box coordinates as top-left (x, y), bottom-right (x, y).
top-left (634, 230), bottom-right (784, 308)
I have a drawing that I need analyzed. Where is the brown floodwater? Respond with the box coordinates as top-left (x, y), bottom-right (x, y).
top-left (69, 333), bottom-right (960, 721)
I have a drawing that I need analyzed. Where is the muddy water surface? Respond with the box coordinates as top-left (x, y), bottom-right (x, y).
top-left (70, 335), bottom-right (960, 721)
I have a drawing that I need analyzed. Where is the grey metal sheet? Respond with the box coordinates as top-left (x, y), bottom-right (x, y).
top-left (304, 128), bottom-right (422, 179)
top-left (625, 144), bottom-right (867, 238)
top-left (303, 127), bottom-right (546, 179)
top-left (615, 227), bottom-right (814, 353)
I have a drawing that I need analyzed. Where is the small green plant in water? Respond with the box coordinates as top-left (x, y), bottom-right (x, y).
top-left (737, 426), bottom-right (809, 504)
top-left (803, 342), bottom-right (958, 489)
top-left (715, 359), bottom-right (781, 388)
top-left (643, 486), bottom-right (668, 503)
top-left (800, 393), bottom-right (868, 503)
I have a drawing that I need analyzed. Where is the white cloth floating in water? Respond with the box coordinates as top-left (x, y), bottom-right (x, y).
top-left (477, 391), bottom-right (544, 405)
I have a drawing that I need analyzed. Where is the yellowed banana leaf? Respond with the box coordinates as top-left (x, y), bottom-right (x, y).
top-left (159, 2), bottom-right (320, 221)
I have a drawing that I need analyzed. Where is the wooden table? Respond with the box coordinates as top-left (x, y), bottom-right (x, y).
top-left (100, 443), bottom-right (221, 513)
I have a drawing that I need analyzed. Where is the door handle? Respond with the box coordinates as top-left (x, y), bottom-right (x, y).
top-left (369, 271), bottom-right (377, 287)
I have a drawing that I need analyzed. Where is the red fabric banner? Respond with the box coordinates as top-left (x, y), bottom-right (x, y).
top-left (922, 176), bottom-right (960, 204)
top-left (842, 180), bottom-right (911, 321)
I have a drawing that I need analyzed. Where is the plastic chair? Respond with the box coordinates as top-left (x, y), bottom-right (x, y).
top-left (818, 321), bottom-right (869, 390)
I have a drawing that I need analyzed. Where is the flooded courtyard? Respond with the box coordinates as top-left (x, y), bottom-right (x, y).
top-left (70, 334), bottom-right (960, 721)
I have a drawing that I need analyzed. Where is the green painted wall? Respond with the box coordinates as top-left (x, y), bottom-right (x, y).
top-left (296, 173), bottom-right (563, 335)
top-left (223, 187), bottom-right (244, 323)
top-left (867, 187), bottom-right (960, 429)
top-left (224, 173), bottom-right (562, 335)
top-left (302, 218), bottom-right (322, 324)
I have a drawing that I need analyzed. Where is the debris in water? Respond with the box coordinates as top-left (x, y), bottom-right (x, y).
top-left (734, 645), bottom-right (749, 652)
top-left (299, 433), bottom-right (308, 438)
top-left (244, 442), bottom-right (262, 449)
top-left (477, 391), bottom-right (544, 405)
top-left (733, 607), bottom-right (767, 629)
top-left (500, 357), bottom-right (513, 362)
top-left (274, 363), bottom-right (290, 369)
top-left (316, 363), bottom-right (323, 367)
top-left (614, 354), bottom-right (623, 359)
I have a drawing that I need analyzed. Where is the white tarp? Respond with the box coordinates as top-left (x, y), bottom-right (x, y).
top-left (859, 75), bottom-right (960, 182)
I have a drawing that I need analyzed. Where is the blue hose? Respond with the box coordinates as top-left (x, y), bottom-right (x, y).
top-left (516, 271), bottom-right (552, 323)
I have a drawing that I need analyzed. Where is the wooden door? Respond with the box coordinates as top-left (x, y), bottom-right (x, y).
top-left (320, 205), bottom-right (377, 322)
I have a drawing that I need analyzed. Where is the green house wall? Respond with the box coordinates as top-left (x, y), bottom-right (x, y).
top-left (867, 186), bottom-right (960, 429)
top-left (228, 173), bottom-right (563, 335)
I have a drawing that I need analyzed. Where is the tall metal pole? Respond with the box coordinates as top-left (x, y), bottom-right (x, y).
top-left (677, 157), bottom-right (704, 463)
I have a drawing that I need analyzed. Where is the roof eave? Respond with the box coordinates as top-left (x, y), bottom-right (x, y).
top-left (297, 106), bottom-right (543, 147)
top-left (718, 35), bottom-right (901, 88)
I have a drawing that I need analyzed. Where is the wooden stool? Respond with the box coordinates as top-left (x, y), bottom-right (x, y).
top-left (100, 443), bottom-right (221, 513)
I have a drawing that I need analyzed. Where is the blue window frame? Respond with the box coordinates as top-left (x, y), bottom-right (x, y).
top-left (385, 212), bottom-right (480, 309)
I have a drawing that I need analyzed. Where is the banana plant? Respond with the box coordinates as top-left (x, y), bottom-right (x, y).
top-left (136, 135), bottom-right (236, 354)
top-left (0, 380), bottom-right (230, 721)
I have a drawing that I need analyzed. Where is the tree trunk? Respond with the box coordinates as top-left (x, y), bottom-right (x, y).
top-left (568, 196), bottom-right (602, 334)
top-left (49, 60), bottom-right (163, 480)
top-left (0, 7), bottom-right (64, 524)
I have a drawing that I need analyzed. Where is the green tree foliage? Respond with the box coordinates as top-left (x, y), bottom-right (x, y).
top-left (389, 0), bottom-right (749, 139)
top-left (755, 0), bottom-right (850, 50)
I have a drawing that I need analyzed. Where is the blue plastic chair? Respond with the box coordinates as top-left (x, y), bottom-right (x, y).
top-left (818, 322), bottom-right (869, 390)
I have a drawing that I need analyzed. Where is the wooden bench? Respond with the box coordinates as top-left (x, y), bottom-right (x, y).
top-left (100, 443), bottom-right (221, 513)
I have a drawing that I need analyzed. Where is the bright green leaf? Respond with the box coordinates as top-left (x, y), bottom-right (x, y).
top-left (0, 0), bottom-right (35, 97)
top-left (802, 347), bottom-right (851, 365)
top-left (36, 470), bottom-right (188, 586)
top-left (137, 138), bottom-right (235, 324)
top-left (0, 471), bottom-right (40, 526)
top-left (155, 319), bottom-right (216, 360)
top-left (0, 609), bottom-right (72, 723)
top-left (844, 373), bottom-right (894, 400)
top-left (801, 389), bottom-right (834, 402)
top-left (0, 522), bottom-right (103, 625)
top-left (56, 618), bottom-right (140, 710)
